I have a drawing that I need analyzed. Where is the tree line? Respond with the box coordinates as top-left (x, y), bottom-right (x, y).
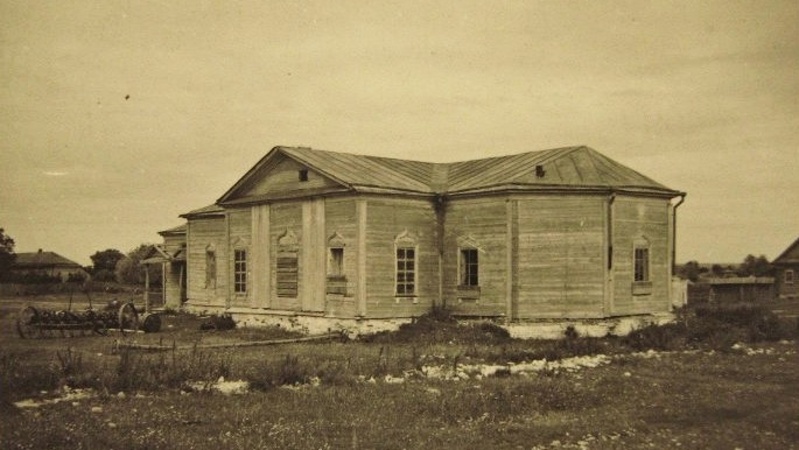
top-left (0, 228), bottom-right (161, 286)
top-left (677, 254), bottom-right (774, 282)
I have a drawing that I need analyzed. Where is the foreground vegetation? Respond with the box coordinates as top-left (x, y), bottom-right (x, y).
top-left (1, 298), bottom-right (798, 449)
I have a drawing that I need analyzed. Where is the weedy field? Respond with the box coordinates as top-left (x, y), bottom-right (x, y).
top-left (1, 294), bottom-right (798, 449)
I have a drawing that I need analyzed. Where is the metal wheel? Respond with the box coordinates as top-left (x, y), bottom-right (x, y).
top-left (16, 306), bottom-right (40, 339)
top-left (118, 302), bottom-right (139, 331)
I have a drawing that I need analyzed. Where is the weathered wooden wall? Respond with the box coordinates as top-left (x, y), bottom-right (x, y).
top-left (364, 196), bottom-right (438, 318)
top-left (776, 267), bottom-right (798, 299)
top-left (324, 197), bottom-right (358, 317)
top-left (186, 217), bottom-right (226, 308)
top-left (227, 208), bottom-right (252, 307)
top-left (442, 197), bottom-right (510, 317)
top-left (611, 196), bottom-right (671, 315)
top-left (515, 194), bottom-right (606, 319)
top-left (269, 201), bottom-right (302, 311)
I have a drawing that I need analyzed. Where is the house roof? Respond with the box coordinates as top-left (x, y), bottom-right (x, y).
top-left (158, 224), bottom-right (187, 236)
top-left (773, 236), bottom-right (799, 265)
top-left (214, 145), bottom-right (682, 208)
top-left (13, 251), bottom-right (82, 269)
top-left (180, 204), bottom-right (226, 219)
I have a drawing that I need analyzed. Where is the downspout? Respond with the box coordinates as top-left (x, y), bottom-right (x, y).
top-left (434, 194), bottom-right (447, 308)
top-left (671, 194), bottom-right (686, 276)
top-left (606, 191), bottom-right (616, 317)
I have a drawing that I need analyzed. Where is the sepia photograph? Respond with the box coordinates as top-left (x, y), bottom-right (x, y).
top-left (1, 1), bottom-right (798, 448)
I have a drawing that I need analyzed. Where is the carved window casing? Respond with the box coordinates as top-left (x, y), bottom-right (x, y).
top-left (327, 232), bottom-right (346, 295)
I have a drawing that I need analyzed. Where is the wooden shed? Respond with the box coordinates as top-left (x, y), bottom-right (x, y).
top-left (773, 237), bottom-right (799, 300)
top-left (156, 145), bottom-right (685, 326)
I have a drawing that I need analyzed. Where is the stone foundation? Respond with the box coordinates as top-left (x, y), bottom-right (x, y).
top-left (181, 303), bottom-right (675, 339)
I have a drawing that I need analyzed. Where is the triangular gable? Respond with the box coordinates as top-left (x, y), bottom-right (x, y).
top-left (218, 148), bottom-right (352, 205)
top-left (774, 237), bottom-right (799, 265)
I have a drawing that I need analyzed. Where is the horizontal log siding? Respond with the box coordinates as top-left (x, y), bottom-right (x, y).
top-left (442, 197), bottom-right (509, 317)
top-left (516, 195), bottom-right (605, 318)
top-left (242, 154), bottom-right (340, 198)
top-left (228, 209), bottom-right (252, 307)
top-left (611, 196), bottom-right (670, 315)
top-left (324, 197), bottom-right (358, 317)
top-left (364, 197), bottom-right (438, 318)
top-left (269, 202), bottom-right (302, 311)
top-left (186, 217), bottom-right (226, 308)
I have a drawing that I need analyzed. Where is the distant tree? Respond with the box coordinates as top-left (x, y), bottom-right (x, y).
top-left (0, 228), bottom-right (16, 280)
top-left (115, 244), bottom-right (162, 287)
top-left (737, 254), bottom-right (773, 277)
top-left (90, 249), bottom-right (125, 275)
top-left (678, 260), bottom-right (702, 282)
top-left (711, 264), bottom-right (725, 277)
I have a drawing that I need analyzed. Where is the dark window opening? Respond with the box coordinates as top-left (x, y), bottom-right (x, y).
top-left (299, 169), bottom-right (309, 182)
top-left (634, 247), bottom-right (649, 282)
top-left (460, 249), bottom-right (479, 287)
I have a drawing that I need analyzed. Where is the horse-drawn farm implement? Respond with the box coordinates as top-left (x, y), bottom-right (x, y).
top-left (16, 302), bottom-right (141, 338)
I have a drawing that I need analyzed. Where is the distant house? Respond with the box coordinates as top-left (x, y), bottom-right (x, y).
top-left (153, 145), bottom-right (685, 329)
top-left (704, 276), bottom-right (775, 303)
top-left (10, 249), bottom-right (87, 282)
top-left (773, 237), bottom-right (799, 300)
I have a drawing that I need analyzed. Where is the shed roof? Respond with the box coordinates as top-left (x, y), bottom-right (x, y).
top-left (216, 145), bottom-right (682, 207)
top-left (13, 251), bottom-right (82, 269)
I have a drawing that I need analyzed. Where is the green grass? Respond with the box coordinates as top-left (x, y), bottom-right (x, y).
top-left (1, 296), bottom-right (798, 449)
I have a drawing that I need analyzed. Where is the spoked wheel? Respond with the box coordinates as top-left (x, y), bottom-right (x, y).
top-left (16, 306), bottom-right (40, 339)
top-left (118, 302), bottom-right (139, 331)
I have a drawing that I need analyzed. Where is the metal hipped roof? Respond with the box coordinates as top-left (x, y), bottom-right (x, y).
top-left (211, 145), bottom-right (682, 209)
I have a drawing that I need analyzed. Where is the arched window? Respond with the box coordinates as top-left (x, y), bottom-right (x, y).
top-left (327, 232), bottom-right (347, 295)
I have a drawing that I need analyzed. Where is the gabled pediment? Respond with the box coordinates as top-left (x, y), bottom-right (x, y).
top-left (218, 148), bottom-right (352, 205)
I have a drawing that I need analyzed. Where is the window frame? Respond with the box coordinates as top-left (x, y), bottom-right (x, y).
top-left (459, 248), bottom-right (479, 288)
top-left (786, 269), bottom-right (795, 285)
top-left (632, 237), bottom-right (652, 296)
top-left (233, 248), bottom-right (247, 295)
top-left (395, 245), bottom-right (417, 297)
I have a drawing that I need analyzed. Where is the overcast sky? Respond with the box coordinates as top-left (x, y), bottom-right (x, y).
top-left (2, 1), bottom-right (797, 266)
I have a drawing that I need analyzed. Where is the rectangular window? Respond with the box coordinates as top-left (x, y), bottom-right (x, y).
top-left (634, 247), bottom-right (649, 282)
top-left (396, 247), bottom-right (416, 295)
top-left (786, 269), bottom-right (795, 284)
top-left (205, 250), bottom-right (216, 289)
top-left (460, 249), bottom-right (479, 287)
top-left (328, 248), bottom-right (344, 277)
top-left (234, 249), bottom-right (247, 294)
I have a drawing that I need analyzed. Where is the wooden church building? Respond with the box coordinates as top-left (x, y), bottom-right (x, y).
top-left (153, 145), bottom-right (685, 330)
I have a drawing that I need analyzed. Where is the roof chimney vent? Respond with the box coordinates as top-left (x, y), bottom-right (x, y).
top-left (38, 248), bottom-right (43, 253)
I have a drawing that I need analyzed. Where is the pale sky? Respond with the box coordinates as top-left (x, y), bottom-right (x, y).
top-left (1, 1), bottom-right (797, 266)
